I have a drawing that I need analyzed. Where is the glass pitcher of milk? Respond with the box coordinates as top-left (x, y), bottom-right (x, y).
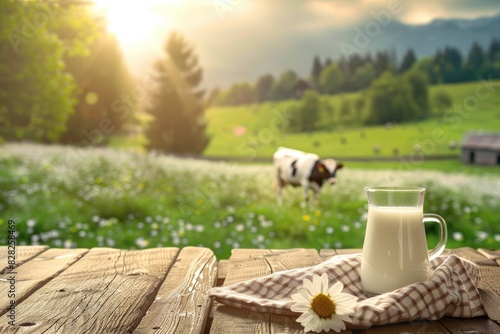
top-left (360, 186), bottom-right (447, 294)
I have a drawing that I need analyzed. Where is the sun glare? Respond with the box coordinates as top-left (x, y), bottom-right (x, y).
top-left (93, 0), bottom-right (178, 45)
top-left (402, 10), bottom-right (436, 25)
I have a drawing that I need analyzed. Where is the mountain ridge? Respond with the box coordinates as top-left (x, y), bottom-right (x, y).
top-left (201, 14), bottom-right (500, 89)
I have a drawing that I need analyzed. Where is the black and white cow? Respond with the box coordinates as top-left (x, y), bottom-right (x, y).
top-left (273, 147), bottom-right (343, 206)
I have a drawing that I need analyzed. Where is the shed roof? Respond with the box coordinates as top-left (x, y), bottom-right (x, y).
top-left (461, 132), bottom-right (500, 150)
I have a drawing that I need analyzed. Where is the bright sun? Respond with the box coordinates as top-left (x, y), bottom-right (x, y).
top-left (93, 0), bottom-right (180, 45)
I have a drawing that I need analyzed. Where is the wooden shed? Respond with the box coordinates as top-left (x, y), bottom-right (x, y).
top-left (461, 132), bottom-right (500, 165)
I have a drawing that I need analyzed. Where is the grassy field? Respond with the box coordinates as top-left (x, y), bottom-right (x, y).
top-left (204, 80), bottom-right (500, 161)
top-left (2, 80), bottom-right (499, 258)
top-left (1, 143), bottom-right (499, 259)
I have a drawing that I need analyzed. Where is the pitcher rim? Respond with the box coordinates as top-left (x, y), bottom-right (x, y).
top-left (364, 186), bottom-right (426, 192)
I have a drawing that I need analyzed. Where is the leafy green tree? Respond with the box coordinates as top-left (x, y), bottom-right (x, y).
top-left (286, 90), bottom-right (321, 132)
top-left (255, 74), bottom-right (274, 102)
top-left (299, 90), bottom-right (321, 131)
top-left (217, 81), bottom-right (256, 106)
top-left (146, 32), bottom-right (209, 154)
top-left (319, 63), bottom-right (343, 94)
top-left (0, 0), bottom-right (98, 142)
top-left (365, 71), bottom-right (420, 124)
top-left (411, 56), bottom-right (433, 74)
top-left (404, 70), bottom-right (430, 119)
top-left (339, 98), bottom-right (351, 122)
top-left (432, 89), bottom-right (453, 115)
top-left (352, 63), bottom-right (374, 89)
top-left (399, 48), bottom-right (416, 73)
top-left (269, 70), bottom-right (298, 101)
top-left (354, 96), bottom-right (366, 120)
top-left (60, 29), bottom-right (135, 144)
top-left (322, 100), bottom-right (335, 127)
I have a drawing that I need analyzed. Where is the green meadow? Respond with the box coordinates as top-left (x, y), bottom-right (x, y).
top-left (2, 80), bottom-right (500, 259)
top-left (1, 143), bottom-right (499, 259)
top-left (205, 80), bottom-right (500, 164)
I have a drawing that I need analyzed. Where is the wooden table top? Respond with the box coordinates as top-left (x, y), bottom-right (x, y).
top-left (0, 246), bottom-right (498, 334)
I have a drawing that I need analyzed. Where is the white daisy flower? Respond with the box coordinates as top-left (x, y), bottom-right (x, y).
top-left (290, 273), bottom-right (357, 333)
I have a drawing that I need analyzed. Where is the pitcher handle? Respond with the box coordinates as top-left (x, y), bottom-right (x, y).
top-left (424, 213), bottom-right (448, 261)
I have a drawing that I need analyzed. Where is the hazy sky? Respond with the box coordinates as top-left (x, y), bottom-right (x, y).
top-left (94, 0), bottom-right (500, 87)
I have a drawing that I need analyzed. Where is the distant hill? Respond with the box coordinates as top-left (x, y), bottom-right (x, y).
top-left (201, 14), bottom-right (500, 88)
top-left (204, 80), bottom-right (500, 159)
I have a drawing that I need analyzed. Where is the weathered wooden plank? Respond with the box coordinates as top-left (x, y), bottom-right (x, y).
top-left (254, 248), bottom-right (320, 273)
top-left (320, 248), bottom-right (362, 261)
top-left (210, 305), bottom-right (272, 333)
top-left (352, 320), bottom-right (448, 333)
top-left (0, 245), bottom-right (49, 274)
top-left (209, 248), bottom-right (274, 334)
top-left (478, 249), bottom-right (500, 266)
top-left (0, 248), bottom-right (88, 317)
top-left (444, 247), bottom-right (497, 266)
top-left (133, 247), bottom-right (217, 334)
top-left (319, 248), bottom-right (337, 261)
top-left (0, 247), bottom-right (179, 333)
top-left (222, 249), bottom-right (274, 286)
top-left (228, 248), bottom-right (274, 261)
top-left (217, 260), bottom-right (229, 287)
top-left (332, 249), bottom-right (363, 256)
top-left (439, 316), bottom-right (500, 334)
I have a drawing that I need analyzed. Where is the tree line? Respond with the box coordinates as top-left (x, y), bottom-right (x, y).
top-left (1, 1), bottom-right (134, 144)
top-left (285, 69), bottom-right (433, 133)
top-left (1, 0), bottom-right (210, 154)
top-left (215, 38), bottom-right (500, 106)
top-left (2, 0), bottom-right (498, 154)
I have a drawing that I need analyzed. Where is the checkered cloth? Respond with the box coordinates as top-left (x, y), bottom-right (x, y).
top-left (208, 254), bottom-right (488, 328)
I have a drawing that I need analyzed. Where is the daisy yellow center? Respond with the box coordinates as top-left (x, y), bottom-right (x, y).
top-left (311, 293), bottom-right (336, 318)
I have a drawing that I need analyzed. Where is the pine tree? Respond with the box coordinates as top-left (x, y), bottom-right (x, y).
top-left (466, 42), bottom-right (486, 71)
top-left (146, 31), bottom-right (209, 154)
top-left (310, 56), bottom-right (323, 84)
top-left (399, 48), bottom-right (416, 73)
top-left (443, 46), bottom-right (462, 70)
top-left (373, 51), bottom-right (390, 77)
top-left (487, 38), bottom-right (500, 63)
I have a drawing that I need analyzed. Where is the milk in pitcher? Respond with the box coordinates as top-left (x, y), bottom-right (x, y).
top-left (361, 206), bottom-right (431, 294)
